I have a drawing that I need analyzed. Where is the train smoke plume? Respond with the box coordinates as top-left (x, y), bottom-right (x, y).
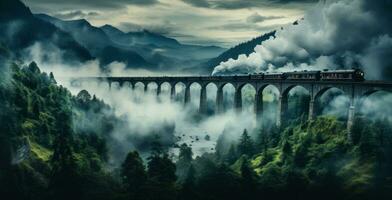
top-left (212, 0), bottom-right (392, 80)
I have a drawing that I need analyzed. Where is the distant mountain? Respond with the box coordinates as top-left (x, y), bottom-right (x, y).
top-left (35, 14), bottom-right (112, 54)
top-left (36, 14), bottom-right (226, 72)
top-left (2, 0), bottom-right (226, 72)
top-left (193, 31), bottom-right (276, 74)
top-left (98, 46), bottom-right (152, 69)
top-left (0, 0), bottom-right (92, 62)
top-left (35, 14), bottom-right (152, 68)
top-left (101, 24), bottom-right (180, 47)
top-left (100, 24), bottom-right (226, 62)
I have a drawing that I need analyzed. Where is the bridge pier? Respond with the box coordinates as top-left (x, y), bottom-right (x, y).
top-left (308, 98), bottom-right (315, 121)
top-left (347, 97), bottom-right (358, 142)
top-left (234, 88), bottom-right (242, 113)
top-left (157, 84), bottom-right (161, 96)
top-left (216, 87), bottom-right (224, 114)
top-left (184, 85), bottom-right (191, 105)
top-left (255, 92), bottom-right (263, 118)
top-left (277, 95), bottom-right (288, 127)
top-left (170, 84), bottom-right (176, 101)
top-left (144, 84), bottom-right (148, 92)
top-left (200, 86), bottom-right (207, 114)
top-left (74, 76), bottom-right (392, 135)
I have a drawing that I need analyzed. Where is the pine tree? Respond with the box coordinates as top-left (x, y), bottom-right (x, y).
top-left (240, 157), bottom-right (258, 199)
top-left (49, 72), bottom-right (57, 84)
top-left (178, 143), bottom-right (193, 164)
top-left (238, 129), bottom-right (254, 156)
top-left (179, 164), bottom-right (198, 200)
top-left (351, 117), bottom-right (365, 145)
top-left (146, 138), bottom-right (177, 200)
top-left (226, 144), bottom-right (238, 164)
top-left (150, 135), bottom-right (164, 157)
top-left (121, 151), bottom-right (147, 200)
top-left (49, 110), bottom-right (82, 200)
top-left (359, 125), bottom-right (378, 159)
top-left (76, 90), bottom-right (92, 104)
top-left (176, 144), bottom-right (193, 182)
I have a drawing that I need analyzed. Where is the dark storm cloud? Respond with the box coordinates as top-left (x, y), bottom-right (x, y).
top-left (182, 0), bottom-right (319, 9)
top-left (53, 10), bottom-right (99, 20)
top-left (24, 0), bottom-right (159, 10)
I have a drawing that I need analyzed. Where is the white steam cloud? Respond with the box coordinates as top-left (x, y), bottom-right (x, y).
top-left (213, 0), bottom-right (392, 80)
top-left (22, 42), bottom-right (258, 163)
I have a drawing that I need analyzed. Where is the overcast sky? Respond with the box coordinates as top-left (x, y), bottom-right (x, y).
top-left (23, 0), bottom-right (319, 47)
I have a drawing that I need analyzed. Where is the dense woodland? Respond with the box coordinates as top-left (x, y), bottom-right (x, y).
top-left (0, 54), bottom-right (392, 200)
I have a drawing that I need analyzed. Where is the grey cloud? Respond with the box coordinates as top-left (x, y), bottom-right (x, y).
top-left (246, 13), bottom-right (283, 23)
top-left (24, 0), bottom-right (159, 10)
top-left (182, 0), bottom-right (318, 10)
top-left (210, 22), bottom-right (287, 32)
top-left (119, 20), bottom-right (176, 35)
top-left (212, 0), bottom-right (392, 80)
top-left (53, 10), bottom-right (99, 20)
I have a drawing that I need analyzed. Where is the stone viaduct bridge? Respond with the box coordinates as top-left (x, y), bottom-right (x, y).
top-left (71, 76), bottom-right (392, 133)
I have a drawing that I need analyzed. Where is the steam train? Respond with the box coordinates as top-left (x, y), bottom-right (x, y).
top-left (245, 69), bottom-right (365, 81)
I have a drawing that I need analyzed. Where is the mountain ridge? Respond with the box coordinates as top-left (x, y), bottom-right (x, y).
top-left (35, 13), bottom-right (226, 72)
top-left (0, 0), bottom-right (93, 62)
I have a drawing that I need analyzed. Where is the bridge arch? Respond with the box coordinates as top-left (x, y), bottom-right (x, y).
top-left (132, 82), bottom-right (146, 102)
top-left (110, 81), bottom-right (121, 90)
top-left (159, 82), bottom-right (172, 101)
top-left (361, 88), bottom-right (392, 97)
top-left (256, 84), bottom-right (280, 127)
top-left (122, 81), bottom-right (132, 88)
top-left (357, 90), bottom-right (392, 119)
top-left (134, 81), bottom-right (145, 91)
top-left (214, 81), bottom-right (237, 113)
top-left (147, 82), bottom-right (158, 93)
top-left (221, 83), bottom-right (236, 112)
top-left (313, 87), bottom-right (350, 121)
top-left (189, 82), bottom-right (202, 108)
top-left (205, 82), bottom-right (218, 114)
top-left (240, 83), bottom-right (256, 114)
top-left (283, 85), bottom-right (311, 122)
top-left (174, 82), bottom-right (187, 103)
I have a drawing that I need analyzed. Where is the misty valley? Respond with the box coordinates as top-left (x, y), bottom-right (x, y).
top-left (1, 1), bottom-right (392, 200)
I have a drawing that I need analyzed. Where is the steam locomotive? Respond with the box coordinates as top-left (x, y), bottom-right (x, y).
top-left (246, 69), bottom-right (365, 81)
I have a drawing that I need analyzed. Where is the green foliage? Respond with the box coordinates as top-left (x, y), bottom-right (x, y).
top-left (250, 116), bottom-right (392, 200)
top-left (0, 61), bottom-right (120, 200)
top-left (238, 129), bottom-right (255, 157)
top-left (121, 151), bottom-right (147, 199)
top-left (144, 138), bottom-right (177, 200)
top-left (1, 59), bottom-right (391, 200)
top-left (176, 143), bottom-right (193, 183)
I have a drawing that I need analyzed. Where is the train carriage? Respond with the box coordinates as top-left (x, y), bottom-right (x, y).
top-left (285, 71), bottom-right (321, 81)
top-left (250, 73), bottom-right (264, 80)
top-left (212, 69), bottom-right (365, 82)
top-left (264, 73), bottom-right (286, 80)
top-left (320, 69), bottom-right (364, 81)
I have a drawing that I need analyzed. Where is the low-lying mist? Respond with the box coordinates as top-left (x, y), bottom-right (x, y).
top-left (22, 43), bottom-right (259, 163)
top-left (21, 41), bottom-right (392, 167)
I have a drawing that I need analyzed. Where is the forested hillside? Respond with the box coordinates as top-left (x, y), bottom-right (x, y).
top-left (1, 56), bottom-right (391, 200)
top-left (0, 60), bottom-right (121, 199)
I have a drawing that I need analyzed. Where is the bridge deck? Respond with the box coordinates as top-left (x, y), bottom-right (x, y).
top-left (72, 76), bottom-right (392, 87)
